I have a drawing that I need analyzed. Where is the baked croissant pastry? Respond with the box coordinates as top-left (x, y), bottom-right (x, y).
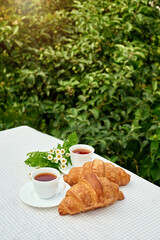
top-left (59, 173), bottom-right (124, 215)
top-left (63, 159), bottom-right (130, 186)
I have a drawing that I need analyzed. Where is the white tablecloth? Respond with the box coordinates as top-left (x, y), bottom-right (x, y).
top-left (0, 126), bottom-right (160, 240)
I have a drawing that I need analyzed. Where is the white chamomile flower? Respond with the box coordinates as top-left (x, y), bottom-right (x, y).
top-left (61, 149), bottom-right (65, 154)
top-left (56, 154), bottom-right (61, 160)
top-left (49, 149), bottom-right (54, 153)
top-left (54, 158), bottom-right (58, 163)
top-left (48, 154), bottom-right (53, 161)
top-left (55, 149), bottom-right (60, 154)
top-left (60, 164), bottom-right (67, 170)
top-left (66, 153), bottom-right (70, 157)
top-left (61, 158), bottom-right (67, 164)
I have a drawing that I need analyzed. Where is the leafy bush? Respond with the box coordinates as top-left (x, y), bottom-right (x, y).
top-left (0, 0), bottom-right (160, 186)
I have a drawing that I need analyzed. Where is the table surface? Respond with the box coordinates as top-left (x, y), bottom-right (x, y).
top-left (0, 126), bottom-right (160, 240)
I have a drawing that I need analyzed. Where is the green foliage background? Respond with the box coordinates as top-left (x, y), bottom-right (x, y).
top-left (0, 0), bottom-right (160, 186)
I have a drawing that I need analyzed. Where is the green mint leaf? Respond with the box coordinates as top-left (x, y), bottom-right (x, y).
top-left (63, 132), bottom-right (78, 152)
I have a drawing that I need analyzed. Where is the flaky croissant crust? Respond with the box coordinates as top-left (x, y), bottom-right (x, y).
top-left (59, 173), bottom-right (124, 215)
top-left (63, 159), bottom-right (130, 186)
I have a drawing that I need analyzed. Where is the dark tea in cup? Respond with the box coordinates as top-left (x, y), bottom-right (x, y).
top-left (34, 173), bottom-right (57, 182)
top-left (72, 149), bottom-right (91, 155)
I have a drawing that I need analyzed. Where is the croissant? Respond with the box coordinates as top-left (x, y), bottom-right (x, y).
top-left (59, 173), bottom-right (124, 215)
top-left (63, 159), bottom-right (130, 186)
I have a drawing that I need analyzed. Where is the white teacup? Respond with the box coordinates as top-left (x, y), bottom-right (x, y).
top-left (31, 168), bottom-right (66, 199)
top-left (69, 144), bottom-right (94, 167)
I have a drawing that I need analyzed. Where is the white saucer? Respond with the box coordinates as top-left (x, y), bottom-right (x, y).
top-left (19, 181), bottom-right (70, 208)
top-left (60, 165), bottom-right (73, 175)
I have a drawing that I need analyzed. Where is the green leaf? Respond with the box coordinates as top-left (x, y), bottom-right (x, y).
top-left (66, 132), bottom-right (78, 145)
top-left (89, 108), bottom-right (99, 119)
top-left (125, 22), bottom-right (132, 32)
top-left (14, 39), bottom-right (23, 48)
top-left (4, 39), bottom-right (11, 50)
top-left (13, 26), bottom-right (19, 35)
top-left (78, 95), bottom-right (86, 102)
top-left (63, 132), bottom-right (79, 153)
top-left (110, 112), bottom-right (120, 121)
top-left (67, 108), bottom-right (78, 118)
top-left (110, 155), bottom-right (118, 163)
top-left (152, 81), bottom-right (158, 91)
top-left (25, 151), bottom-right (52, 168)
top-left (151, 167), bottom-right (160, 181)
top-left (140, 140), bottom-right (149, 152)
top-left (150, 141), bottom-right (159, 152)
top-left (120, 135), bottom-right (128, 149)
top-left (135, 51), bottom-right (146, 59)
top-left (136, 13), bottom-right (143, 23)
top-left (103, 119), bottom-right (111, 130)
top-left (138, 6), bottom-right (149, 14)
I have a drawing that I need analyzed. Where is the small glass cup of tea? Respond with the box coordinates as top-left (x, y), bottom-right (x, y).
top-left (69, 144), bottom-right (95, 167)
top-left (31, 168), bottom-right (66, 199)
